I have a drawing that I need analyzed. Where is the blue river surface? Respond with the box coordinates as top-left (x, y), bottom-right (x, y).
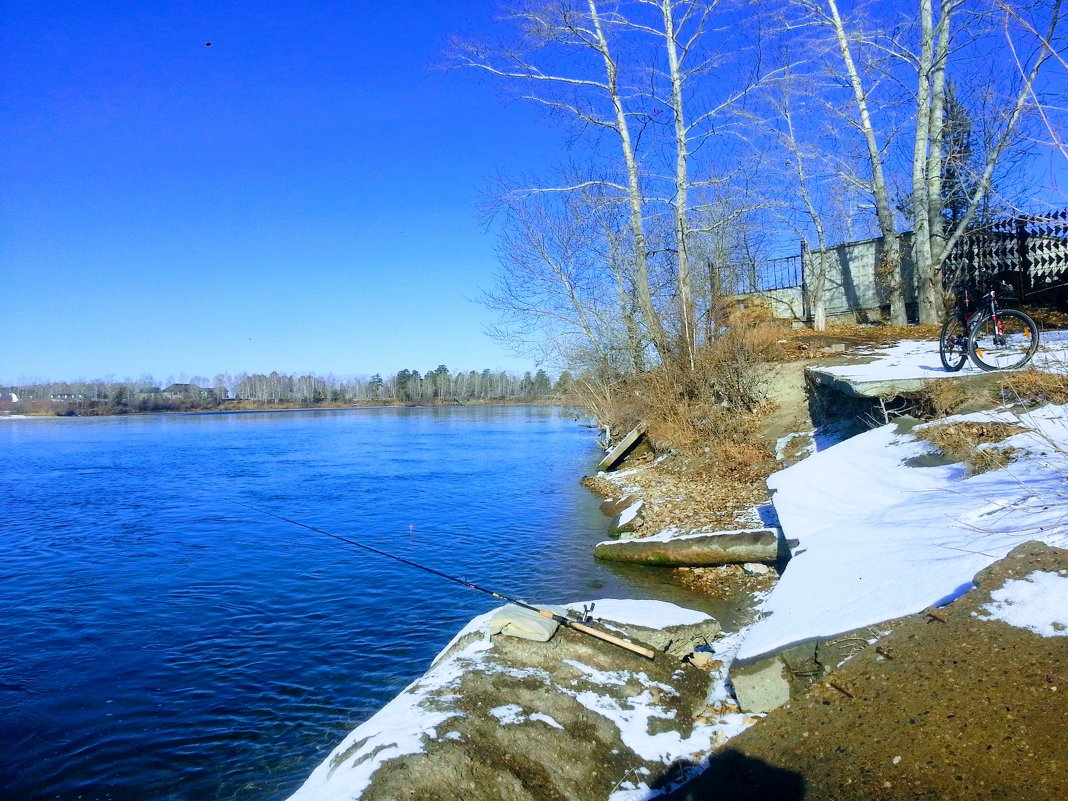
top-left (0, 405), bottom-right (721, 801)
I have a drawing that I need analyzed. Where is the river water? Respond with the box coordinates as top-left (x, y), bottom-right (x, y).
top-left (0, 406), bottom-right (718, 801)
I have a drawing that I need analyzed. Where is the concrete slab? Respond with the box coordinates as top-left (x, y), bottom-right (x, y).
top-left (806, 364), bottom-right (1001, 399)
top-left (597, 424), bottom-right (646, 471)
top-left (594, 528), bottom-right (779, 566)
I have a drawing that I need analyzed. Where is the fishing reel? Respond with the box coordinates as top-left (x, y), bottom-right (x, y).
top-left (567, 603), bottom-right (596, 624)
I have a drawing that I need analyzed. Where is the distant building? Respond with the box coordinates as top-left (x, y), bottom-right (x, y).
top-left (162, 383), bottom-right (209, 400)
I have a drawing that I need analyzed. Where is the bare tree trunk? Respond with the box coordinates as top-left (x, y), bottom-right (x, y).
top-left (912, 0), bottom-right (958, 323)
top-left (925, 0), bottom-right (953, 279)
top-left (911, 0), bottom-right (937, 324)
top-left (826, 0), bottom-right (907, 324)
top-left (659, 0), bottom-right (697, 367)
top-left (587, 0), bottom-right (672, 361)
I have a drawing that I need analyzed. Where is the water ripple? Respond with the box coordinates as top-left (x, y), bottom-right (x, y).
top-left (0, 407), bottom-right (714, 801)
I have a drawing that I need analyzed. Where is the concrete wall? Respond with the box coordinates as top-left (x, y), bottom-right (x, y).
top-left (732, 234), bottom-right (917, 324)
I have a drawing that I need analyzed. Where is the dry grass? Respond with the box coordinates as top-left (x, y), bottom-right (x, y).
top-left (1000, 368), bottom-right (1068, 406)
top-left (582, 448), bottom-right (772, 533)
top-left (913, 421), bottom-right (1028, 474)
top-left (900, 379), bottom-right (975, 420)
top-left (638, 314), bottom-right (783, 451)
top-left (776, 323), bottom-right (942, 362)
top-left (1023, 305), bottom-right (1068, 329)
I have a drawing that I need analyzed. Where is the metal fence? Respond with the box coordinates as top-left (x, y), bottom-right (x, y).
top-left (719, 253), bottom-right (803, 295)
top-left (943, 208), bottom-right (1068, 301)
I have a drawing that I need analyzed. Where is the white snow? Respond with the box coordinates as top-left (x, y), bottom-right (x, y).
top-left (814, 331), bottom-right (1068, 383)
top-left (604, 525), bottom-right (774, 547)
top-left (618, 500), bottom-right (644, 526)
top-left (488, 704), bottom-right (566, 729)
top-left (976, 570), bottom-right (1068, 637)
top-left (530, 712), bottom-right (565, 729)
top-left (738, 403), bottom-right (1068, 662)
top-left (489, 704), bottom-right (526, 725)
top-left (567, 688), bottom-right (708, 763)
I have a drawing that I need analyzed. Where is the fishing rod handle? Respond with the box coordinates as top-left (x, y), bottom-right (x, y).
top-left (565, 620), bottom-right (656, 660)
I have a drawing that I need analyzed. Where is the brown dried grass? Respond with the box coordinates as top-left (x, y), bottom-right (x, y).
top-left (913, 421), bottom-right (1028, 474)
top-left (999, 368), bottom-right (1068, 407)
top-left (776, 323), bottom-right (942, 362)
top-left (901, 380), bottom-right (974, 420)
top-left (637, 319), bottom-right (783, 451)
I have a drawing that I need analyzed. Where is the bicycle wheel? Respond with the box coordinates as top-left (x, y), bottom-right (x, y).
top-left (939, 316), bottom-right (968, 372)
top-left (968, 309), bottom-right (1039, 371)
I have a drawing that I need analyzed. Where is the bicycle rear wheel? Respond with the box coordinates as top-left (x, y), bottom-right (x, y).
top-left (939, 316), bottom-right (968, 372)
top-left (968, 309), bottom-right (1039, 371)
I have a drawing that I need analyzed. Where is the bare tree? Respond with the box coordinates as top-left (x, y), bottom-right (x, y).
top-left (455, 0), bottom-right (672, 359)
top-left (482, 186), bottom-right (647, 372)
top-left (458, 0), bottom-right (774, 369)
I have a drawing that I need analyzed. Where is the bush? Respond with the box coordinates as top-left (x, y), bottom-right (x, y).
top-left (625, 317), bottom-right (780, 451)
top-left (913, 421), bottom-right (1027, 474)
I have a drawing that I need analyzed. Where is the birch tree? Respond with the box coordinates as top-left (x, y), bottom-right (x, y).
top-left (906, 0), bottom-right (1061, 321)
top-left (459, 0), bottom-right (771, 369)
top-left (455, 0), bottom-right (672, 360)
top-left (818, 0), bottom-right (909, 323)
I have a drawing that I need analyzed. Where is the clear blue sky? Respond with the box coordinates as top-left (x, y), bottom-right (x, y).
top-left (0, 1), bottom-right (556, 383)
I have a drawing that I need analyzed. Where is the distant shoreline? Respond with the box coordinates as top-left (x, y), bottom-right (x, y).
top-left (1, 397), bottom-right (563, 420)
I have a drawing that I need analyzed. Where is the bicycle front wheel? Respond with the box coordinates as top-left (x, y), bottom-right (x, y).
top-left (939, 316), bottom-right (968, 372)
top-left (968, 309), bottom-right (1040, 371)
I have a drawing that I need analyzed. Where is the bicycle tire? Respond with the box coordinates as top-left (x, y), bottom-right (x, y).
top-left (967, 309), bottom-right (1039, 371)
top-left (938, 316), bottom-right (968, 372)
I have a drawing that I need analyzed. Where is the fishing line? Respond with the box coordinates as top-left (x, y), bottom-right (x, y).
top-left (227, 499), bottom-right (655, 659)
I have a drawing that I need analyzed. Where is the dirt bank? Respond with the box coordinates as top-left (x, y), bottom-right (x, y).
top-left (663, 541), bottom-right (1068, 801)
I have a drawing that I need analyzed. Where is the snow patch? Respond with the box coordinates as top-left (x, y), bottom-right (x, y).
top-left (977, 570), bottom-right (1068, 637)
top-left (815, 333), bottom-right (1068, 382)
top-left (530, 712), bottom-right (565, 729)
top-left (618, 500), bottom-right (643, 526)
top-left (489, 704), bottom-right (526, 725)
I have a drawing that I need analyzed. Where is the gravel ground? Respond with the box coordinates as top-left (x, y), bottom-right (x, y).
top-left (663, 541), bottom-right (1068, 801)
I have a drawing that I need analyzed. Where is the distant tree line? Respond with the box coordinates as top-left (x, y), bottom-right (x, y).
top-left (2, 366), bottom-right (574, 415)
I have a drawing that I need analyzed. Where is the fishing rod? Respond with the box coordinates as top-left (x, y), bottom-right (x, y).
top-left (228, 500), bottom-right (655, 660)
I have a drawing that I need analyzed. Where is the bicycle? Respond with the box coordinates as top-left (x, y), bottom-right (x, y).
top-left (939, 281), bottom-right (1040, 372)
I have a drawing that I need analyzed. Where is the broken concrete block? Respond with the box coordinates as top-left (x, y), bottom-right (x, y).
top-left (607, 499), bottom-right (645, 537)
top-left (730, 655), bottom-right (792, 714)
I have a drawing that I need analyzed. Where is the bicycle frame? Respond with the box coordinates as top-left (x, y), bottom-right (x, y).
top-left (954, 284), bottom-right (1001, 338)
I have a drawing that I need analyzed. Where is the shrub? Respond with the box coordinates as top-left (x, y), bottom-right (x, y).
top-left (630, 318), bottom-right (781, 451)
